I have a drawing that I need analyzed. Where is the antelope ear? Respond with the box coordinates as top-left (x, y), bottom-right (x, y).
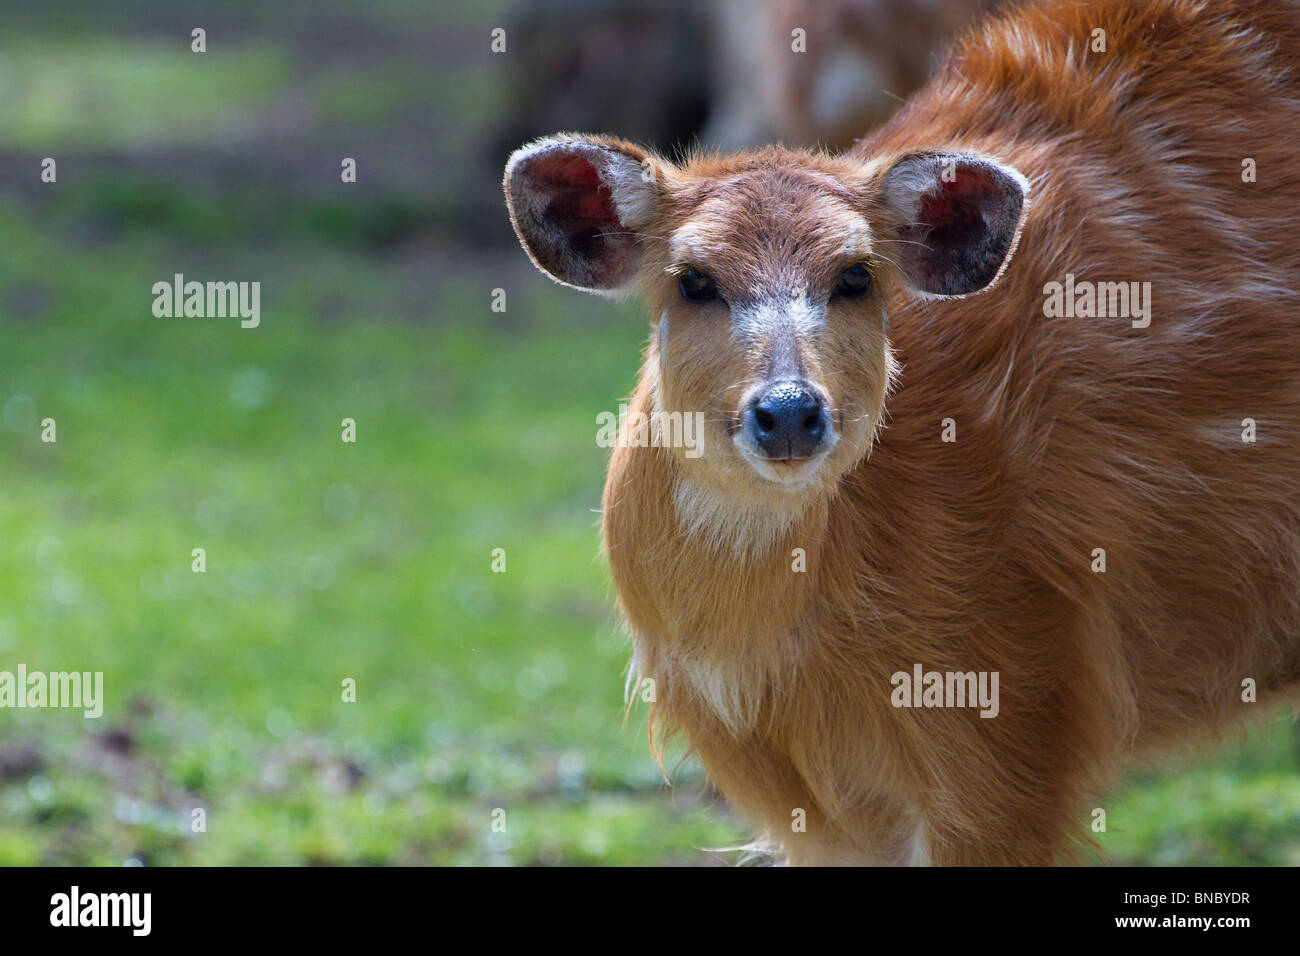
top-left (878, 152), bottom-right (1029, 297)
top-left (503, 135), bottom-right (662, 294)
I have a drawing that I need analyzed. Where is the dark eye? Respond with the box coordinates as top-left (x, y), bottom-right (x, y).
top-left (834, 264), bottom-right (872, 298)
top-left (679, 268), bottom-right (718, 302)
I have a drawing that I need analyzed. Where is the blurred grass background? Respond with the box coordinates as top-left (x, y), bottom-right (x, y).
top-left (0, 0), bottom-right (1295, 866)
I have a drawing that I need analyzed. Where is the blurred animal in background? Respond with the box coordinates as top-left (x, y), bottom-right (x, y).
top-left (704, 0), bottom-right (1000, 151)
top-left (493, 0), bottom-right (711, 163)
top-left (494, 0), bottom-right (997, 158)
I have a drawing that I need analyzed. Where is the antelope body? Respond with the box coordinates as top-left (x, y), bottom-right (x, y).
top-left (504, 0), bottom-right (1300, 864)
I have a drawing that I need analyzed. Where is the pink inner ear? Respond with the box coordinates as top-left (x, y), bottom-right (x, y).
top-left (919, 187), bottom-right (982, 245)
top-left (918, 168), bottom-right (1000, 244)
top-left (886, 153), bottom-right (1024, 296)
top-left (535, 155), bottom-right (617, 225)
top-left (923, 166), bottom-right (1001, 215)
top-left (920, 191), bottom-right (963, 226)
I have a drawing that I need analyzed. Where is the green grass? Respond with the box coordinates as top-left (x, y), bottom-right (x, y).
top-left (0, 198), bottom-right (748, 864)
top-left (0, 38), bottom-right (289, 150)
top-left (1098, 716), bottom-right (1300, 866)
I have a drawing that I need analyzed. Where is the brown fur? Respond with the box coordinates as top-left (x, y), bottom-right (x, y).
top-left (509, 0), bottom-right (1300, 864)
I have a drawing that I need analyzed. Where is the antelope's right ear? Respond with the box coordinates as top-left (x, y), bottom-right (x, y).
top-left (504, 135), bottom-right (662, 295)
top-left (876, 152), bottom-right (1029, 298)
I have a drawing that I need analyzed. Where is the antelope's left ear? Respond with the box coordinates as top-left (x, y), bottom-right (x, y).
top-left (876, 152), bottom-right (1029, 298)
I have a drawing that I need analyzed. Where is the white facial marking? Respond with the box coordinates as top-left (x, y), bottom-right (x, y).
top-left (669, 222), bottom-right (716, 266)
top-left (725, 295), bottom-right (841, 486)
top-left (841, 223), bottom-right (873, 260)
top-left (731, 294), bottom-right (827, 341)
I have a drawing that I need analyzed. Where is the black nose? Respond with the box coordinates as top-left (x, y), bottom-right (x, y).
top-left (749, 381), bottom-right (827, 459)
